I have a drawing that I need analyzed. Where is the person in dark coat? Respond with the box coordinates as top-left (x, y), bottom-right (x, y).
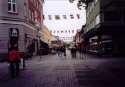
top-left (71, 47), bottom-right (74, 58)
top-left (73, 47), bottom-right (77, 58)
top-left (63, 47), bottom-right (66, 56)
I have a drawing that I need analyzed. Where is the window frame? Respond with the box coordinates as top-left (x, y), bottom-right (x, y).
top-left (8, 0), bottom-right (17, 13)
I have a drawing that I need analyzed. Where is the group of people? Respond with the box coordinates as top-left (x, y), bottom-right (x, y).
top-left (56, 46), bottom-right (84, 59)
top-left (7, 45), bottom-right (85, 78)
top-left (57, 46), bottom-right (66, 57)
top-left (70, 45), bottom-right (85, 59)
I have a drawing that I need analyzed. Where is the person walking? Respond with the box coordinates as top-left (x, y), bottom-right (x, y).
top-left (63, 47), bottom-right (66, 57)
top-left (57, 47), bottom-right (60, 56)
top-left (39, 48), bottom-right (42, 59)
top-left (71, 47), bottom-right (75, 58)
top-left (21, 52), bottom-right (27, 70)
top-left (8, 48), bottom-right (20, 78)
top-left (73, 47), bottom-right (77, 58)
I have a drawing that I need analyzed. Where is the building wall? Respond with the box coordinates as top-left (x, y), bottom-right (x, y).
top-left (85, 0), bottom-right (125, 55)
top-left (27, 0), bottom-right (42, 24)
top-left (0, 0), bottom-right (43, 60)
top-left (86, 0), bottom-right (100, 33)
top-left (0, 0), bottom-right (25, 21)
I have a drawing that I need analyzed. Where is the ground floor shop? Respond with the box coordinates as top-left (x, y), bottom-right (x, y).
top-left (0, 22), bottom-right (40, 61)
top-left (84, 24), bottom-right (125, 56)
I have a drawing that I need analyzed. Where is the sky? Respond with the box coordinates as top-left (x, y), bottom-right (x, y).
top-left (43, 0), bottom-right (86, 42)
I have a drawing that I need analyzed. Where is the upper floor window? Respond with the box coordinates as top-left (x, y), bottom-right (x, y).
top-left (8, 0), bottom-right (17, 12)
top-left (95, 0), bottom-right (98, 3)
top-left (95, 14), bottom-right (100, 25)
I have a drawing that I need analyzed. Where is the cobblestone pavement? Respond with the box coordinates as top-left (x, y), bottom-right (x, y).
top-left (0, 50), bottom-right (125, 87)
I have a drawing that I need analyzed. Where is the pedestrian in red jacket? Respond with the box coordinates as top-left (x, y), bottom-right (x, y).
top-left (8, 48), bottom-right (20, 78)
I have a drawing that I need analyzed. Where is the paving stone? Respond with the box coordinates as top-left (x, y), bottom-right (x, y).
top-left (0, 51), bottom-right (125, 87)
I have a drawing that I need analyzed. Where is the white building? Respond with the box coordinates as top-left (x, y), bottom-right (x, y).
top-left (43, 0), bottom-right (86, 43)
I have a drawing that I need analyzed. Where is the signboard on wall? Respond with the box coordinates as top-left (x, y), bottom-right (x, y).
top-left (9, 28), bottom-right (19, 49)
top-left (9, 28), bottom-right (19, 38)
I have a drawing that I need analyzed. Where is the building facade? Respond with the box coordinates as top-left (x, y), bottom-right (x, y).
top-left (0, 0), bottom-right (43, 60)
top-left (40, 25), bottom-right (52, 48)
top-left (84, 0), bottom-right (125, 55)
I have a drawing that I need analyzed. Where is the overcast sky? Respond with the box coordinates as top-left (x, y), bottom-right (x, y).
top-left (43, 0), bottom-right (86, 42)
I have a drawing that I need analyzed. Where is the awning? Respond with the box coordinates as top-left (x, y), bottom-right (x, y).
top-left (83, 24), bottom-right (101, 40)
top-left (40, 40), bottom-right (49, 48)
top-left (84, 27), bottom-right (98, 40)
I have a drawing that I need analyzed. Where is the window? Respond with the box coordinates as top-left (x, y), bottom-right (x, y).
top-left (31, 12), bottom-right (34, 21)
top-left (29, 11), bottom-right (31, 19)
top-left (8, 0), bottom-right (17, 12)
top-left (95, 0), bottom-right (98, 3)
top-left (95, 14), bottom-right (100, 25)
